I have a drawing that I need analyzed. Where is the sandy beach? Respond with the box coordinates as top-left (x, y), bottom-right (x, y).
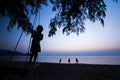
top-left (0, 60), bottom-right (120, 80)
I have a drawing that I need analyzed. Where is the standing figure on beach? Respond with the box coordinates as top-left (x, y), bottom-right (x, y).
top-left (68, 58), bottom-right (70, 63)
top-left (29, 25), bottom-right (43, 64)
top-left (59, 58), bottom-right (61, 63)
top-left (76, 58), bottom-right (79, 64)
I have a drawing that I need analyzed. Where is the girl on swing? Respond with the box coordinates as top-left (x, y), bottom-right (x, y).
top-left (29, 25), bottom-right (43, 64)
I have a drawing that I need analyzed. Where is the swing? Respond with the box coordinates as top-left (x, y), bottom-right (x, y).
top-left (9, 8), bottom-right (41, 63)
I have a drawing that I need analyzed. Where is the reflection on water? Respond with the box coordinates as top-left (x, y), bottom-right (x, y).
top-left (0, 56), bottom-right (120, 65)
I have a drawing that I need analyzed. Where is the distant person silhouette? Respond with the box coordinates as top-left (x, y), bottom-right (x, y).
top-left (29, 25), bottom-right (43, 64)
top-left (76, 58), bottom-right (79, 64)
top-left (68, 58), bottom-right (70, 63)
top-left (59, 58), bottom-right (61, 63)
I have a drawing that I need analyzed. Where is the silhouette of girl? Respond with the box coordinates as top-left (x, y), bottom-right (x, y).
top-left (29, 25), bottom-right (43, 64)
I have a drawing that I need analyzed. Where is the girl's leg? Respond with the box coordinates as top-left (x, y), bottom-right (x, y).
top-left (33, 52), bottom-right (38, 63)
top-left (29, 53), bottom-right (34, 63)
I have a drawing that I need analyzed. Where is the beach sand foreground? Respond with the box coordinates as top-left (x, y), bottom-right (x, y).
top-left (0, 61), bottom-right (120, 80)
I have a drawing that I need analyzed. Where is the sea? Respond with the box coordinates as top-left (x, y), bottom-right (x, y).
top-left (0, 55), bottom-right (120, 65)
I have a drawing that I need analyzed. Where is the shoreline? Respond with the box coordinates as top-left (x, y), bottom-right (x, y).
top-left (0, 56), bottom-right (120, 65)
top-left (0, 60), bottom-right (120, 80)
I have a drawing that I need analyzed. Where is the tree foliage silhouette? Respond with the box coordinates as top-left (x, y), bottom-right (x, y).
top-left (49, 0), bottom-right (107, 36)
top-left (0, 0), bottom-right (47, 33)
top-left (0, 0), bottom-right (117, 36)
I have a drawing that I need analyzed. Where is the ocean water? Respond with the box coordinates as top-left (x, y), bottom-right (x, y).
top-left (0, 56), bottom-right (120, 65)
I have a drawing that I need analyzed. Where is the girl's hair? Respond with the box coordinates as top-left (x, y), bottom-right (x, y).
top-left (37, 25), bottom-right (43, 32)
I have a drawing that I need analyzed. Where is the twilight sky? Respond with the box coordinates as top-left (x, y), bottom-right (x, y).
top-left (0, 0), bottom-right (120, 55)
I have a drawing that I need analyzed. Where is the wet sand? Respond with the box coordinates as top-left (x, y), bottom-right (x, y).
top-left (0, 61), bottom-right (120, 80)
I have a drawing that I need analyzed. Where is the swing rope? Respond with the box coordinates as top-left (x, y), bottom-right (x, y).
top-left (9, 31), bottom-right (24, 62)
top-left (9, 13), bottom-right (32, 62)
top-left (9, 10), bottom-right (40, 62)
